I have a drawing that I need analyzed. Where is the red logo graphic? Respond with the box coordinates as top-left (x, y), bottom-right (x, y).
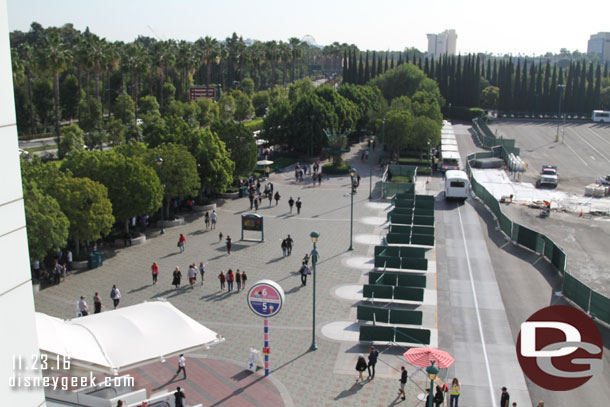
top-left (516, 306), bottom-right (603, 391)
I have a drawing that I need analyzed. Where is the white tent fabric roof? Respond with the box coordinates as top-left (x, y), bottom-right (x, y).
top-left (36, 301), bottom-right (223, 374)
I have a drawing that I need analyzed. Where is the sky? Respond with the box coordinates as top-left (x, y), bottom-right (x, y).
top-left (6, 0), bottom-right (609, 56)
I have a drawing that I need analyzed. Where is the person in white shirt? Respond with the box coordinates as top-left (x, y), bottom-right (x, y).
top-left (176, 354), bottom-right (186, 379)
top-left (188, 265), bottom-right (197, 288)
top-left (110, 285), bottom-right (121, 309)
top-left (78, 296), bottom-right (89, 316)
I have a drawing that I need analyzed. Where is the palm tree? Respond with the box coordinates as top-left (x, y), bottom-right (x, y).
top-left (176, 40), bottom-right (195, 100)
top-left (278, 41), bottom-right (291, 86)
top-left (264, 41), bottom-right (278, 86)
top-left (17, 43), bottom-right (37, 135)
top-left (249, 41), bottom-right (265, 89)
top-left (87, 34), bottom-right (107, 102)
top-left (122, 42), bottom-right (148, 103)
top-left (152, 40), bottom-right (176, 110)
top-left (195, 36), bottom-right (218, 87)
top-left (37, 31), bottom-right (72, 148)
top-left (288, 37), bottom-right (303, 83)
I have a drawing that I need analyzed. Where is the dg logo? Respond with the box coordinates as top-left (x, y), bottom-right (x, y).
top-left (516, 305), bottom-right (603, 391)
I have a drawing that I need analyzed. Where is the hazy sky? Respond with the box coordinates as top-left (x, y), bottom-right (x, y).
top-left (6, 0), bottom-right (608, 55)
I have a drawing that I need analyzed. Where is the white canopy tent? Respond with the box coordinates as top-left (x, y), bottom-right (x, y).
top-left (36, 300), bottom-right (224, 375)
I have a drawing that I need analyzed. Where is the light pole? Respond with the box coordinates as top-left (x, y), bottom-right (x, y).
top-left (556, 84), bottom-right (566, 143)
top-left (310, 115), bottom-right (315, 158)
top-left (349, 168), bottom-right (356, 251)
top-left (426, 361), bottom-right (439, 407)
top-left (156, 157), bottom-right (165, 235)
top-left (310, 231), bottom-right (319, 351)
top-left (381, 117), bottom-right (386, 149)
top-left (426, 138), bottom-right (431, 168)
top-left (369, 136), bottom-right (375, 200)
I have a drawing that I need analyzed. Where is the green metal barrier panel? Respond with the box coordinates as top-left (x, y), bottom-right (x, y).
top-left (369, 271), bottom-right (383, 285)
top-left (376, 246), bottom-right (399, 257)
top-left (563, 273), bottom-right (591, 312)
top-left (388, 165), bottom-right (417, 178)
top-left (412, 226), bottom-right (434, 236)
top-left (374, 255), bottom-right (401, 269)
top-left (413, 215), bottom-right (434, 226)
top-left (389, 214), bottom-right (413, 225)
top-left (389, 225), bottom-right (412, 234)
top-left (535, 234), bottom-right (545, 255)
top-left (394, 199), bottom-right (415, 208)
top-left (393, 286), bottom-right (425, 302)
top-left (390, 310), bottom-right (423, 325)
top-left (397, 274), bottom-right (427, 288)
top-left (415, 194), bottom-right (435, 203)
top-left (401, 258), bottom-right (428, 271)
top-left (363, 284), bottom-right (394, 299)
top-left (411, 234), bottom-right (435, 246)
top-left (516, 224), bottom-right (538, 252)
top-left (590, 292), bottom-right (610, 325)
top-left (357, 305), bottom-right (390, 323)
top-left (386, 233), bottom-right (411, 244)
top-left (498, 211), bottom-right (513, 237)
top-left (488, 197), bottom-right (502, 219)
top-left (399, 247), bottom-right (426, 258)
top-left (394, 192), bottom-right (415, 201)
top-left (389, 208), bottom-right (414, 216)
top-left (395, 327), bottom-right (431, 345)
top-left (383, 182), bottom-right (414, 198)
top-left (359, 325), bottom-right (395, 342)
top-left (512, 223), bottom-right (520, 242)
top-left (543, 235), bottom-right (554, 260)
top-left (415, 200), bottom-right (435, 210)
top-left (551, 244), bottom-right (567, 273)
top-left (414, 208), bottom-right (435, 217)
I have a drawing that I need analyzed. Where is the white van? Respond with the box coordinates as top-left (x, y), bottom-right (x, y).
top-left (445, 170), bottom-right (470, 200)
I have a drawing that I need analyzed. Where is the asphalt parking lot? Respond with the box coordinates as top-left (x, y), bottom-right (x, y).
top-left (488, 120), bottom-right (610, 194)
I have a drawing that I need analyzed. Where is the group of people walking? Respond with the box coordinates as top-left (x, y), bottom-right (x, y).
top-left (217, 269), bottom-right (247, 292)
top-left (77, 284), bottom-right (121, 317)
top-left (167, 262), bottom-right (208, 289)
top-left (294, 161), bottom-right (323, 186)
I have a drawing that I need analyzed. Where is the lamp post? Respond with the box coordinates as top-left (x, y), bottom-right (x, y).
top-left (556, 84), bottom-right (566, 143)
top-left (349, 168), bottom-right (356, 251)
top-left (381, 117), bottom-right (386, 149)
top-left (369, 136), bottom-right (374, 200)
top-left (310, 115), bottom-right (315, 158)
top-left (156, 157), bottom-right (165, 235)
top-left (426, 361), bottom-right (440, 407)
top-left (309, 231), bottom-right (319, 351)
top-left (426, 138), bottom-right (431, 168)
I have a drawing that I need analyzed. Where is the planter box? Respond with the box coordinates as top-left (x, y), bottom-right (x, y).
top-left (156, 216), bottom-right (185, 228)
top-left (219, 191), bottom-right (239, 199)
top-left (193, 203), bottom-right (217, 212)
top-left (114, 235), bottom-right (147, 248)
top-left (71, 259), bottom-right (88, 272)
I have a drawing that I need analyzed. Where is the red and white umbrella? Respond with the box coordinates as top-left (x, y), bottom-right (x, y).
top-left (403, 347), bottom-right (455, 369)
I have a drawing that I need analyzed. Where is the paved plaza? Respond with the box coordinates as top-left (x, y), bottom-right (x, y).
top-left (34, 143), bottom-right (439, 407)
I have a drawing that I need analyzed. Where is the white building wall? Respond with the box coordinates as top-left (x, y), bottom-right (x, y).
top-left (0, 0), bottom-right (46, 405)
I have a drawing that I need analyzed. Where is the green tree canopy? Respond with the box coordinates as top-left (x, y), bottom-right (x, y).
top-left (252, 91), bottom-right (269, 117)
top-left (383, 109), bottom-right (412, 155)
top-left (370, 63), bottom-right (438, 103)
top-left (152, 143), bottom-right (201, 205)
top-left (105, 118), bottom-right (127, 146)
top-left (60, 73), bottom-right (79, 120)
top-left (112, 91), bottom-right (136, 126)
top-left (211, 120), bottom-right (256, 177)
top-left (139, 95), bottom-right (161, 117)
top-left (232, 89), bottom-right (253, 121)
top-left (58, 123), bottom-right (85, 158)
top-left (194, 98), bottom-right (219, 127)
top-left (241, 77), bottom-right (255, 97)
top-left (481, 86), bottom-right (500, 110)
top-left (192, 128), bottom-right (234, 193)
top-left (407, 116), bottom-right (441, 151)
top-left (78, 96), bottom-right (103, 132)
top-left (337, 84), bottom-right (386, 132)
top-left (218, 94), bottom-right (235, 121)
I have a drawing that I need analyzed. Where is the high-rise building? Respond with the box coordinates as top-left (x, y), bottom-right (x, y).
top-left (427, 29), bottom-right (457, 58)
top-left (587, 32), bottom-right (610, 62)
top-left (0, 0), bottom-right (46, 405)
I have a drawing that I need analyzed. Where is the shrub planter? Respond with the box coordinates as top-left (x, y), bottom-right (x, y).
top-left (193, 203), bottom-right (217, 212)
top-left (114, 234), bottom-right (147, 248)
top-left (219, 191), bottom-right (239, 199)
top-left (156, 216), bottom-right (185, 228)
top-left (71, 260), bottom-right (88, 272)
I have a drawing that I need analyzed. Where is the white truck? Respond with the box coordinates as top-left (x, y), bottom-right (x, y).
top-left (537, 165), bottom-right (558, 188)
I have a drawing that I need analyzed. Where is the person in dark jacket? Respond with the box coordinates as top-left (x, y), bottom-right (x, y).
top-left (367, 346), bottom-right (379, 379)
top-left (434, 384), bottom-right (444, 407)
top-left (355, 354), bottom-right (367, 385)
top-left (398, 366), bottom-right (408, 400)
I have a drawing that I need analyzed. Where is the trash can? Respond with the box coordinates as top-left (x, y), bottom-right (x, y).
top-left (239, 186), bottom-right (248, 198)
top-left (88, 252), bottom-right (103, 270)
top-left (95, 251), bottom-right (103, 267)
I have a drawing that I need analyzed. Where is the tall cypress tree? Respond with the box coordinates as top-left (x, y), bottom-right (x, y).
top-left (430, 58), bottom-right (435, 81)
top-left (364, 51), bottom-right (370, 83)
top-left (357, 53), bottom-right (364, 85)
top-left (527, 63), bottom-right (536, 112)
top-left (474, 54), bottom-right (481, 107)
top-left (371, 51), bottom-right (377, 80)
top-left (549, 64), bottom-right (557, 113)
top-left (519, 58), bottom-right (528, 110)
top-left (578, 62), bottom-right (587, 113)
top-left (514, 60), bottom-right (522, 111)
top-left (384, 52), bottom-right (389, 72)
top-left (486, 59), bottom-right (492, 81)
top-left (542, 61), bottom-right (551, 112)
top-left (397, 53), bottom-right (403, 66)
top-left (594, 63), bottom-right (602, 109)
top-left (342, 50), bottom-right (348, 83)
top-left (405, 52), bottom-right (409, 64)
top-left (390, 56), bottom-right (395, 70)
top-left (491, 59), bottom-right (498, 86)
top-left (604, 63), bottom-right (608, 79)
top-left (377, 55), bottom-right (382, 76)
top-left (565, 62), bottom-right (574, 113)
top-left (350, 48), bottom-right (357, 84)
top-left (535, 62), bottom-right (543, 112)
top-left (585, 62), bottom-right (594, 112)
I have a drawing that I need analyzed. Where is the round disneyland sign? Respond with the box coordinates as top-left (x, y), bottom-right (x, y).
top-left (247, 280), bottom-right (285, 318)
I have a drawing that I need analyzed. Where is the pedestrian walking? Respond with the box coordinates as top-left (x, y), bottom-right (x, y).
top-left (500, 387), bottom-right (510, 407)
top-left (93, 292), bottom-right (102, 314)
top-left (110, 285), bottom-right (121, 309)
top-left (367, 346), bottom-right (379, 379)
top-left (365, 149), bottom-right (369, 160)
top-left (450, 378), bottom-right (460, 407)
top-left (434, 385), bottom-right (444, 407)
top-left (286, 235), bottom-right (294, 255)
top-left (302, 253), bottom-right (310, 265)
top-left (268, 191), bottom-right (273, 206)
top-left (294, 167), bottom-right (299, 182)
top-left (226, 235), bottom-right (232, 255)
top-left (317, 173), bottom-right (322, 185)
top-left (174, 387), bottom-right (186, 407)
top-left (249, 193), bottom-right (254, 209)
top-left (151, 262), bottom-right (159, 284)
top-left (295, 197), bottom-right (302, 214)
top-left (274, 191), bottom-right (280, 206)
top-left (218, 231), bottom-right (223, 242)
top-left (172, 267), bottom-right (182, 289)
top-left (355, 354), bottom-right (367, 384)
top-left (227, 269), bottom-right (234, 291)
top-left (211, 210), bottom-right (217, 229)
top-left (199, 262), bottom-right (206, 285)
top-left (312, 174), bottom-right (316, 186)
top-left (299, 262), bottom-right (310, 286)
top-left (78, 296), bottom-right (89, 317)
top-left (178, 234), bottom-right (186, 252)
top-left (281, 239), bottom-right (288, 257)
top-left (176, 354), bottom-right (186, 379)
top-left (66, 249), bottom-right (73, 271)
top-left (241, 270), bottom-right (247, 289)
top-left (398, 366), bottom-right (407, 400)
top-left (204, 211), bottom-right (210, 229)
top-left (288, 197), bottom-right (294, 213)
top-left (218, 270), bottom-right (226, 291)
top-left (188, 264), bottom-right (197, 288)
top-left (236, 269), bottom-right (242, 290)
top-left (254, 197), bottom-right (259, 211)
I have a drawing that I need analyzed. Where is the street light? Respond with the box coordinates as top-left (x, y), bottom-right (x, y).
top-left (426, 138), bottom-right (431, 166)
top-left (310, 115), bottom-right (315, 158)
top-left (426, 361), bottom-right (440, 407)
top-left (556, 84), bottom-right (566, 143)
top-left (309, 231), bottom-right (319, 351)
top-left (369, 136), bottom-right (375, 200)
top-left (156, 156), bottom-right (165, 235)
top-left (349, 168), bottom-right (356, 251)
top-left (381, 117), bottom-right (386, 149)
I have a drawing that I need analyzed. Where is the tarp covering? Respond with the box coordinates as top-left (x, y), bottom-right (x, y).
top-left (36, 300), bottom-right (223, 374)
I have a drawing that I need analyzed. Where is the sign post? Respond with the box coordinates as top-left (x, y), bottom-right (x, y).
top-left (241, 214), bottom-right (264, 241)
top-left (247, 280), bottom-right (285, 376)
